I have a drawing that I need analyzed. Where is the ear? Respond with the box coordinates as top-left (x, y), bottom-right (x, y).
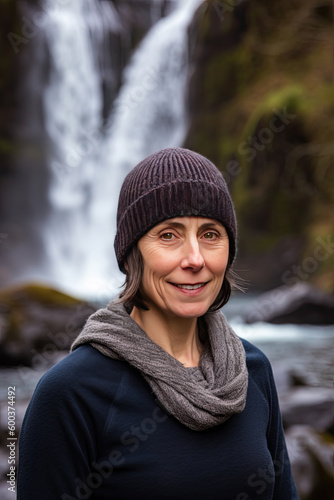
top-left (124, 261), bottom-right (129, 272)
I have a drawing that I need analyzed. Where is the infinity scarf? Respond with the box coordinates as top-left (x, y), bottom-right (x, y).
top-left (71, 301), bottom-right (248, 431)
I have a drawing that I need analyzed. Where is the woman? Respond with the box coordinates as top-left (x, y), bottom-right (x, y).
top-left (18, 148), bottom-right (299, 499)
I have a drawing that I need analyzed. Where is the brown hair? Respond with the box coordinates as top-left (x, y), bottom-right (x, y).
top-left (118, 244), bottom-right (242, 313)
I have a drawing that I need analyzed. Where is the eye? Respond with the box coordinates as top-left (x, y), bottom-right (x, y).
top-left (203, 231), bottom-right (218, 240)
top-left (160, 232), bottom-right (175, 240)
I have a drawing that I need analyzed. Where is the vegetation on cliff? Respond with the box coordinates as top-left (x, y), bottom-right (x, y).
top-left (185, 0), bottom-right (334, 291)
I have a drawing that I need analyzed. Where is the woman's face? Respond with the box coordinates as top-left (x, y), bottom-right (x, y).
top-left (137, 217), bottom-right (229, 319)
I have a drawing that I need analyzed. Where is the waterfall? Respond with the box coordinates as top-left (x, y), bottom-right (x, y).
top-left (43, 0), bottom-right (203, 298)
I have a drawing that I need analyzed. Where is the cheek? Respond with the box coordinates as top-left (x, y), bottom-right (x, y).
top-left (141, 255), bottom-right (169, 293)
top-left (208, 249), bottom-right (229, 277)
top-left (217, 260), bottom-right (228, 277)
top-left (141, 245), bottom-right (177, 277)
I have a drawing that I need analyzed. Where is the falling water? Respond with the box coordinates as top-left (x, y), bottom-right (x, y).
top-left (43, 0), bottom-right (203, 298)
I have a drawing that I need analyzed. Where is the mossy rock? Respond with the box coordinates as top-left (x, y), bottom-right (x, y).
top-left (0, 282), bottom-right (97, 366)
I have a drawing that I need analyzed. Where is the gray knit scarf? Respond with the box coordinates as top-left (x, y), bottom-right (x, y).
top-left (71, 301), bottom-right (248, 431)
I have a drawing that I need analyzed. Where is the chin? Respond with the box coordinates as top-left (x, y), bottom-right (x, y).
top-left (171, 304), bottom-right (211, 319)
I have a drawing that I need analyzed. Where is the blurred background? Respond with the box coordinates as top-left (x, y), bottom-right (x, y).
top-left (0, 0), bottom-right (333, 498)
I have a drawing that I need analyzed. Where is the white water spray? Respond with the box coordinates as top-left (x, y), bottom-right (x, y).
top-left (43, 0), bottom-right (203, 298)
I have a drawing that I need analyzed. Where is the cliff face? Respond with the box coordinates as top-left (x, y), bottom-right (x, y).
top-left (185, 0), bottom-right (334, 292)
top-left (0, 0), bottom-right (52, 285)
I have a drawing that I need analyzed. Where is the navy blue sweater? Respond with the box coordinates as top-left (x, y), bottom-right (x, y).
top-left (18, 340), bottom-right (298, 499)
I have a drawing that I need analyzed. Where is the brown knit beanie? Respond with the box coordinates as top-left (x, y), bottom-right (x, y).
top-left (114, 147), bottom-right (237, 272)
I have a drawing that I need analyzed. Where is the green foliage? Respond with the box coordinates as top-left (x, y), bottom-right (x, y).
top-left (0, 282), bottom-right (83, 307)
top-left (185, 0), bottom-right (334, 291)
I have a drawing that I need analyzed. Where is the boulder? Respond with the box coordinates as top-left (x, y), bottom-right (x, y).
top-left (0, 282), bottom-right (97, 366)
top-left (270, 362), bottom-right (318, 397)
top-left (242, 283), bottom-right (334, 324)
top-left (285, 425), bottom-right (334, 500)
top-left (280, 387), bottom-right (334, 434)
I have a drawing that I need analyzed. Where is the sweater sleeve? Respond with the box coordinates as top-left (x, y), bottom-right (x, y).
top-left (18, 359), bottom-right (97, 500)
top-left (265, 358), bottom-right (299, 499)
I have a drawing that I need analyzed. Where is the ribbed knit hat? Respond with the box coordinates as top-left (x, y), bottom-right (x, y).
top-left (114, 147), bottom-right (237, 272)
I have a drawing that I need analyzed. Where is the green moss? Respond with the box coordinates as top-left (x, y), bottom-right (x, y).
top-left (0, 282), bottom-right (84, 308)
top-left (238, 85), bottom-right (306, 145)
top-left (0, 139), bottom-right (15, 154)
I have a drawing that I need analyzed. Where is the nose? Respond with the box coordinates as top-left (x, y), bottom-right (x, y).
top-left (180, 237), bottom-right (205, 271)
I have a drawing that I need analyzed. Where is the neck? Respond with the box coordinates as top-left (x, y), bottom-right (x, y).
top-left (130, 306), bottom-right (203, 367)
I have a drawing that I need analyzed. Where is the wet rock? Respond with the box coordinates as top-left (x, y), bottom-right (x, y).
top-left (286, 425), bottom-right (334, 500)
top-left (242, 283), bottom-right (334, 325)
top-left (280, 387), bottom-right (334, 434)
top-left (270, 361), bottom-right (295, 395)
top-left (0, 282), bottom-right (96, 366)
top-left (271, 362), bottom-right (319, 396)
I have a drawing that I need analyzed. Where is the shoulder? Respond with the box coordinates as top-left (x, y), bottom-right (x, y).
top-left (41, 344), bottom-right (123, 380)
top-left (240, 337), bottom-right (272, 371)
top-left (239, 337), bottom-right (276, 395)
top-left (21, 346), bottom-right (147, 452)
top-left (32, 345), bottom-right (132, 405)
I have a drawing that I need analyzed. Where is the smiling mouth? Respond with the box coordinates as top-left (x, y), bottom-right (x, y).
top-left (170, 282), bottom-right (208, 290)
